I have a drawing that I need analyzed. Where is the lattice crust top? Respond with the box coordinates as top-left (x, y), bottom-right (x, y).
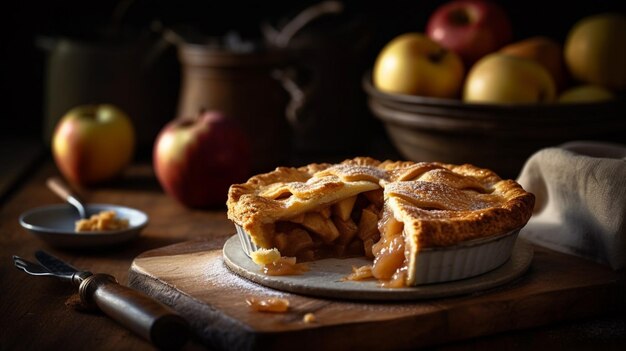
top-left (227, 157), bottom-right (534, 250)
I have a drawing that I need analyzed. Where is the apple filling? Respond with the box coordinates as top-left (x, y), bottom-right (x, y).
top-left (345, 206), bottom-right (409, 288)
top-left (371, 207), bottom-right (408, 288)
top-left (258, 188), bottom-right (416, 288)
top-left (265, 189), bottom-right (384, 265)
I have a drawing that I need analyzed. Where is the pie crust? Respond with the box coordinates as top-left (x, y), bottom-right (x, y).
top-left (227, 157), bottom-right (534, 287)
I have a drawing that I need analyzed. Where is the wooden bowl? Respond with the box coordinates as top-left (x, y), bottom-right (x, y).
top-left (363, 72), bottom-right (626, 178)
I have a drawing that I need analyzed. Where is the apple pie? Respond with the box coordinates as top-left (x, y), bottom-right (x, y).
top-left (227, 157), bottom-right (534, 287)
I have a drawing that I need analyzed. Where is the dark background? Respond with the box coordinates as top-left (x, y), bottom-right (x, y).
top-left (2, 0), bottom-right (624, 146)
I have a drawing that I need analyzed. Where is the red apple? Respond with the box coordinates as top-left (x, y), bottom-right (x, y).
top-left (426, 0), bottom-right (512, 65)
top-left (153, 111), bottom-right (251, 208)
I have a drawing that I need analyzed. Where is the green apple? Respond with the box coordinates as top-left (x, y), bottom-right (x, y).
top-left (373, 33), bottom-right (465, 98)
top-left (52, 104), bottom-right (135, 185)
top-left (565, 13), bottom-right (626, 90)
top-left (463, 53), bottom-right (556, 104)
top-left (558, 84), bottom-right (615, 103)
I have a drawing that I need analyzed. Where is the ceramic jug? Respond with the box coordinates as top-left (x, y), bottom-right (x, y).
top-left (175, 40), bottom-right (292, 173)
top-left (38, 35), bottom-right (179, 156)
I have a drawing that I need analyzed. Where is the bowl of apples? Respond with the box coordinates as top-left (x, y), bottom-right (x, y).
top-left (365, 1), bottom-right (626, 178)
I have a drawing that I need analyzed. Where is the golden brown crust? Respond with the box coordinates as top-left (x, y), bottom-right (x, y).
top-left (388, 180), bottom-right (534, 248)
top-left (227, 157), bottom-right (383, 247)
top-left (227, 157), bottom-right (534, 253)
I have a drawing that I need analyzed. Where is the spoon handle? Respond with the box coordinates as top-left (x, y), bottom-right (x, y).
top-left (47, 177), bottom-right (88, 219)
top-left (46, 177), bottom-right (74, 201)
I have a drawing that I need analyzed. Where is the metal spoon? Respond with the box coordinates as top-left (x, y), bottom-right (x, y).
top-left (46, 177), bottom-right (87, 219)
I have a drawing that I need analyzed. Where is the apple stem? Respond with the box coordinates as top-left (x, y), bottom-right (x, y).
top-left (427, 49), bottom-right (446, 63)
top-left (179, 119), bottom-right (196, 128)
top-left (448, 9), bottom-right (471, 26)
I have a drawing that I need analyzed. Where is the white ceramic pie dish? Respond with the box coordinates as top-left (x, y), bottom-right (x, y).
top-left (407, 228), bottom-right (520, 284)
top-left (235, 224), bottom-right (521, 285)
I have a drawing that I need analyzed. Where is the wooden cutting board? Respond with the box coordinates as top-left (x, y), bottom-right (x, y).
top-left (128, 238), bottom-right (625, 351)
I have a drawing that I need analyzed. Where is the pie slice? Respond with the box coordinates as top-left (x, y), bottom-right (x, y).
top-left (227, 157), bottom-right (534, 287)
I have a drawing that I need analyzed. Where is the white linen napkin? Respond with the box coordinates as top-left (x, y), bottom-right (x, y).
top-left (517, 141), bottom-right (626, 270)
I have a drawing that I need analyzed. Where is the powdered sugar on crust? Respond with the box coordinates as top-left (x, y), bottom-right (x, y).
top-left (227, 156), bottom-right (534, 258)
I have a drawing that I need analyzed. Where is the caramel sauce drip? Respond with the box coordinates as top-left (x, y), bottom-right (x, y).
top-left (262, 257), bottom-right (309, 276)
top-left (381, 267), bottom-right (408, 288)
top-left (246, 297), bottom-right (290, 313)
top-left (344, 265), bottom-right (374, 281)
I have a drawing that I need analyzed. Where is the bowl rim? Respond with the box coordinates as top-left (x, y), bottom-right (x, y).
top-left (366, 97), bottom-right (626, 134)
top-left (19, 203), bottom-right (148, 235)
top-left (362, 70), bottom-right (624, 111)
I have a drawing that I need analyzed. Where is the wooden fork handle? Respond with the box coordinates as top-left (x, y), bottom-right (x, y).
top-left (79, 273), bottom-right (189, 349)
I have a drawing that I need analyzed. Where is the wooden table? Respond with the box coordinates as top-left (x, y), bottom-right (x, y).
top-left (1, 160), bottom-right (625, 350)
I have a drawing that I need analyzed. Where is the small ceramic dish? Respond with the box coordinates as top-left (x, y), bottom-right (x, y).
top-left (19, 204), bottom-right (148, 248)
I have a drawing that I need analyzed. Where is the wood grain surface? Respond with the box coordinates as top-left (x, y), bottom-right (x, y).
top-left (0, 162), bottom-right (233, 351)
top-left (2, 161), bottom-right (625, 351)
top-left (129, 237), bottom-right (626, 351)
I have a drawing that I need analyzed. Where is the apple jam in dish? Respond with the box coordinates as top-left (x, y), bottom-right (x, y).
top-left (227, 157), bottom-right (534, 287)
top-left (75, 210), bottom-right (129, 232)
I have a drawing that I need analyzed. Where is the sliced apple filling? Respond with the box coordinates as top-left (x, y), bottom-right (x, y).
top-left (260, 191), bottom-right (413, 288)
top-left (266, 189), bottom-right (384, 265)
top-left (371, 208), bottom-right (408, 288)
top-left (342, 206), bottom-right (411, 287)
top-left (250, 187), bottom-right (417, 286)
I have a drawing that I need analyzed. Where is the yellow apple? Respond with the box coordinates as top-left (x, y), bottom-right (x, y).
top-left (463, 53), bottom-right (556, 104)
top-left (373, 33), bottom-right (465, 98)
top-left (564, 13), bottom-right (626, 90)
top-left (500, 36), bottom-right (568, 91)
top-left (52, 104), bottom-right (135, 185)
top-left (558, 84), bottom-right (615, 103)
